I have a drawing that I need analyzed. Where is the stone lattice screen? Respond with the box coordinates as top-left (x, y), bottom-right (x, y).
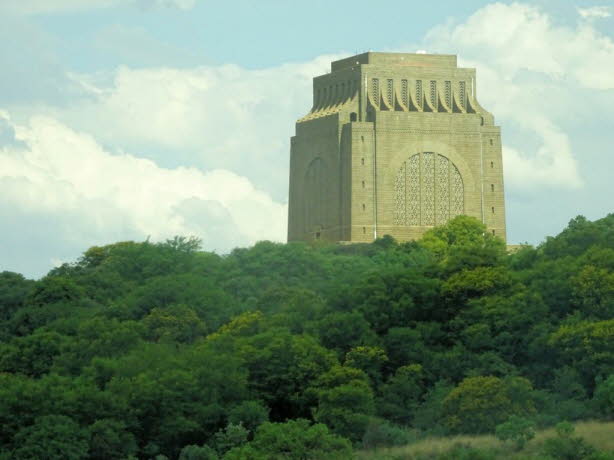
top-left (394, 152), bottom-right (464, 227)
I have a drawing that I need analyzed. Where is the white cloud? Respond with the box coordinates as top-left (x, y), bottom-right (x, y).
top-left (146, 0), bottom-right (196, 9)
top-left (4, 1), bottom-right (614, 274)
top-left (577, 6), bottom-right (612, 19)
top-left (0, 0), bottom-right (196, 15)
top-left (51, 55), bottom-right (340, 199)
top-left (0, 111), bottom-right (286, 275)
top-left (0, 54), bottom-right (340, 276)
top-left (423, 2), bottom-right (614, 189)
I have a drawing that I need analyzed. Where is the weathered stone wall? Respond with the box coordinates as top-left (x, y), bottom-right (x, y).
top-left (288, 52), bottom-right (506, 243)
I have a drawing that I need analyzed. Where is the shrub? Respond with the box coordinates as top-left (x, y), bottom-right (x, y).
top-left (443, 376), bottom-right (535, 434)
top-left (435, 443), bottom-right (497, 460)
top-left (541, 422), bottom-right (596, 460)
top-left (314, 380), bottom-right (375, 442)
top-left (227, 400), bottom-right (269, 434)
top-left (12, 415), bottom-right (89, 460)
top-left (213, 423), bottom-right (248, 455)
top-left (223, 419), bottom-right (352, 459)
top-left (361, 417), bottom-right (417, 449)
top-left (179, 444), bottom-right (219, 460)
top-left (593, 375), bottom-right (614, 420)
top-left (495, 415), bottom-right (536, 450)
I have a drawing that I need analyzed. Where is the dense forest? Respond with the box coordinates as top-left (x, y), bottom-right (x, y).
top-left (1, 215), bottom-right (614, 459)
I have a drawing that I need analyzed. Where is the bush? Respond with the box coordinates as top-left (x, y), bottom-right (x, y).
top-left (495, 415), bottom-right (536, 450)
top-left (88, 419), bottom-right (138, 459)
top-left (593, 375), bottom-right (614, 420)
top-left (361, 418), bottom-right (417, 449)
top-left (213, 423), bottom-right (248, 455)
top-left (314, 380), bottom-right (375, 442)
top-left (435, 443), bottom-right (497, 460)
top-left (223, 419), bottom-right (352, 459)
top-left (12, 415), bottom-right (89, 460)
top-left (443, 376), bottom-right (535, 434)
top-left (179, 444), bottom-right (219, 460)
top-left (412, 380), bottom-right (453, 435)
top-left (541, 422), bottom-right (596, 460)
top-left (586, 452), bottom-right (614, 460)
top-left (227, 400), bottom-right (269, 434)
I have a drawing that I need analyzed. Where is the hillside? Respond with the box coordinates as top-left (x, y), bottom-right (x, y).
top-left (358, 420), bottom-right (614, 459)
top-left (1, 214), bottom-right (614, 459)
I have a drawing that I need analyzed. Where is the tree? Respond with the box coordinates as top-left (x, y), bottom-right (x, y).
top-left (412, 380), bottom-right (454, 434)
top-left (456, 290), bottom-right (549, 365)
top-left (88, 418), bottom-right (138, 460)
top-left (0, 330), bottom-right (67, 377)
top-left (383, 326), bottom-right (431, 370)
top-left (179, 444), bottom-right (219, 460)
top-left (213, 422), bottom-right (248, 455)
top-left (541, 214), bottom-right (614, 259)
top-left (224, 419), bottom-right (352, 460)
top-left (227, 400), bottom-right (269, 434)
top-left (378, 364), bottom-right (425, 425)
top-left (549, 319), bottom-right (614, 390)
top-left (420, 215), bottom-right (506, 272)
top-left (237, 330), bottom-right (337, 420)
top-left (541, 421), bottom-right (596, 460)
top-left (442, 266), bottom-right (513, 304)
top-left (53, 317), bottom-right (144, 375)
top-left (314, 380), bottom-right (375, 442)
top-left (340, 267), bottom-right (442, 333)
top-left (12, 415), bottom-right (89, 460)
top-left (344, 346), bottom-right (388, 386)
top-left (593, 375), bottom-right (614, 420)
top-left (0, 271), bottom-right (33, 322)
top-left (143, 304), bottom-right (207, 343)
top-left (312, 311), bottom-right (377, 354)
top-left (124, 273), bottom-right (234, 328)
top-left (28, 276), bottom-right (85, 306)
top-left (571, 265), bottom-right (614, 320)
top-left (495, 415), bottom-right (536, 450)
top-left (443, 376), bottom-right (535, 434)
top-left (103, 343), bottom-right (250, 457)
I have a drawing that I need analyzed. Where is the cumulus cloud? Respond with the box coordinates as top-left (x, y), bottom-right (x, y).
top-left (577, 6), bottom-right (612, 19)
top-left (53, 55), bottom-right (339, 199)
top-left (422, 2), bottom-right (614, 189)
top-left (0, 111), bottom-right (286, 276)
top-left (5, 1), bottom-right (614, 274)
top-left (144, 0), bottom-right (196, 9)
top-left (0, 0), bottom-right (196, 15)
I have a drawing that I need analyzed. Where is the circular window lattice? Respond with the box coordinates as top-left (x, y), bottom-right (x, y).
top-left (394, 152), bottom-right (464, 226)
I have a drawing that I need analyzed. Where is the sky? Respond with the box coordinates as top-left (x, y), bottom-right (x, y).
top-left (1, 0), bottom-right (613, 278)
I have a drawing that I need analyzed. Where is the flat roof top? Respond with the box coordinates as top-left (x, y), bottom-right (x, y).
top-left (331, 52), bottom-right (458, 71)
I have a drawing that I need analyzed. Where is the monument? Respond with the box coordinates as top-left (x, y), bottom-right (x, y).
top-left (287, 52), bottom-right (506, 243)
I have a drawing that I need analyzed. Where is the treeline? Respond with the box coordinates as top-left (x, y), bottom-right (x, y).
top-left (0, 215), bottom-right (613, 459)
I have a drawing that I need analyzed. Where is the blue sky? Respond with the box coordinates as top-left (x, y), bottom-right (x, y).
top-left (1, 0), bottom-right (614, 278)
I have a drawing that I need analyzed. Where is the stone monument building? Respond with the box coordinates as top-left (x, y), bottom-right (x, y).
top-left (287, 52), bottom-right (506, 243)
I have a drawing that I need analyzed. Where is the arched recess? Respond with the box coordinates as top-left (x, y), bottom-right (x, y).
top-left (304, 157), bottom-right (327, 232)
top-left (394, 152), bottom-right (464, 226)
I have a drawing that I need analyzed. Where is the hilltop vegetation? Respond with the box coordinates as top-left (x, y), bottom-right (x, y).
top-left (357, 420), bottom-right (614, 459)
top-left (1, 214), bottom-right (614, 459)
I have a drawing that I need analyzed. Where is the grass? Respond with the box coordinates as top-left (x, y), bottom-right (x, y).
top-left (356, 420), bottom-right (614, 459)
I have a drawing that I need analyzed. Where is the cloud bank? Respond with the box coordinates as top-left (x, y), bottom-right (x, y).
top-left (577, 6), bottom-right (612, 20)
top-left (2, 2), bottom-right (614, 277)
top-left (423, 3), bottom-right (614, 190)
top-left (53, 55), bottom-right (339, 199)
top-left (0, 0), bottom-right (196, 15)
top-left (0, 112), bottom-right (286, 276)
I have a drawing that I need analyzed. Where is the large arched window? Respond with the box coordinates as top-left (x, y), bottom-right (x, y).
top-left (394, 152), bottom-right (464, 226)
